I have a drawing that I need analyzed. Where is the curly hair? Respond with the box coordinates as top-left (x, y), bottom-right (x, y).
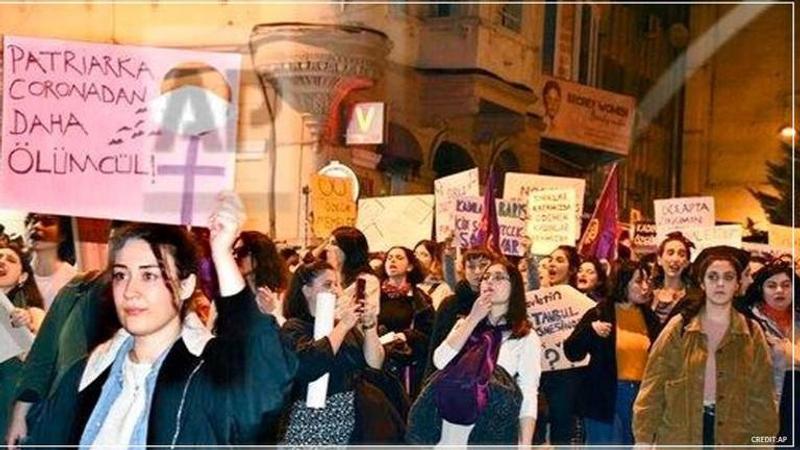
top-left (381, 246), bottom-right (426, 285)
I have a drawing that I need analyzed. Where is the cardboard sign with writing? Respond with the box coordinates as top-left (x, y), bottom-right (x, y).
top-left (682, 225), bottom-right (743, 261)
top-left (356, 195), bottom-right (434, 252)
top-left (434, 168), bottom-right (479, 241)
top-left (632, 221), bottom-right (658, 255)
top-left (310, 174), bottom-right (356, 238)
top-left (526, 188), bottom-right (578, 256)
top-left (654, 196), bottom-right (715, 240)
top-left (526, 285), bottom-right (595, 372)
top-left (0, 35), bottom-right (240, 226)
top-left (453, 196), bottom-right (527, 256)
top-left (504, 172), bottom-right (585, 239)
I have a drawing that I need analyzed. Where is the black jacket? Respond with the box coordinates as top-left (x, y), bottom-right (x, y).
top-left (378, 286), bottom-right (434, 398)
top-left (563, 300), bottom-right (661, 422)
top-left (423, 280), bottom-right (478, 380)
top-left (28, 288), bottom-right (298, 447)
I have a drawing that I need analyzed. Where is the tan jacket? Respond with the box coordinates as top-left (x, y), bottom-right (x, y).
top-left (633, 307), bottom-right (778, 446)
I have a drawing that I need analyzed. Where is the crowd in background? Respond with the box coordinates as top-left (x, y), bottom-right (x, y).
top-left (0, 203), bottom-right (797, 448)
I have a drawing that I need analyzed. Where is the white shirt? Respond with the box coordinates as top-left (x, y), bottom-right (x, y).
top-left (434, 318), bottom-right (542, 418)
top-left (90, 355), bottom-right (152, 449)
top-left (34, 262), bottom-right (77, 310)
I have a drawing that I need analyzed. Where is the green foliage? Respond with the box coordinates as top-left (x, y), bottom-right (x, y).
top-left (749, 142), bottom-right (799, 226)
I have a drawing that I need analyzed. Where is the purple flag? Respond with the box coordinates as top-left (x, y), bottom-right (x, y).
top-left (579, 164), bottom-right (620, 261)
top-left (472, 168), bottom-right (501, 255)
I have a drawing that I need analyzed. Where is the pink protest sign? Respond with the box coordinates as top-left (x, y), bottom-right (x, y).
top-left (0, 35), bottom-right (240, 226)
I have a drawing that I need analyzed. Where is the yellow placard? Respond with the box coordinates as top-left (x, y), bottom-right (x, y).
top-left (310, 175), bottom-right (356, 238)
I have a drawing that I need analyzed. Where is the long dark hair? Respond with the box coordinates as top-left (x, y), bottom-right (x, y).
top-left (1, 243), bottom-right (44, 309)
top-left (485, 259), bottom-right (531, 339)
top-left (551, 245), bottom-right (580, 287)
top-left (283, 261), bottom-right (334, 322)
top-left (332, 226), bottom-right (373, 287)
top-left (742, 260), bottom-right (800, 312)
top-left (108, 224), bottom-right (199, 318)
top-left (235, 231), bottom-right (289, 292)
top-left (414, 239), bottom-right (443, 277)
top-left (24, 214), bottom-right (76, 265)
top-left (579, 257), bottom-right (609, 299)
top-left (381, 246), bottom-right (425, 285)
top-left (609, 261), bottom-right (651, 304)
top-left (652, 232), bottom-right (695, 289)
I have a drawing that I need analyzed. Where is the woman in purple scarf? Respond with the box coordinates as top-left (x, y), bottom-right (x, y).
top-left (428, 260), bottom-right (541, 446)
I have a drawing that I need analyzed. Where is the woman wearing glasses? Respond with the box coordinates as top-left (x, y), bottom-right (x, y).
top-left (409, 260), bottom-right (540, 446)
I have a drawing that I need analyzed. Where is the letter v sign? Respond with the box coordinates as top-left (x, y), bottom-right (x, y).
top-left (355, 105), bottom-right (375, 132)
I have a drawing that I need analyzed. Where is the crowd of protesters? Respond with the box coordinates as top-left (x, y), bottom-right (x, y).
top-left (0, 201), bottom-right (797, 448)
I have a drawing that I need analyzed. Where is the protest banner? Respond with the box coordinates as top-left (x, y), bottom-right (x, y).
top-left (654, 196), bottom-right (715, 240)
top-left (356, 195), bottom-right (434, 252)
top-left (632, 221), bottom-right (658, 255)
top-left (503, 172), bottom-right (585, 239)
top-left (526, 285), bottom-right (595, 372)
top-left (682, 224), bottom-right (743, 261)
top-left (310, 174), bottom-right (356, 238)
top-left (453, 196), bottom-right (527, 256)
top-left (0, 35), bottom-right (240, 226)
top-left (768, 223), bottom-right (799, 257)
top-left (434, 168), bottom-right (479, 241)
top-left (540, 76), bottom-right (635, 155)
top-left (526, 188), bottom-right (578, 256)
top-left (0, 291), bottom-right (34, 363)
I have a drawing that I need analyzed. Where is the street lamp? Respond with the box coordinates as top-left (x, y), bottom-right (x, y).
top-left (778, 125), bottom-right (796, 144)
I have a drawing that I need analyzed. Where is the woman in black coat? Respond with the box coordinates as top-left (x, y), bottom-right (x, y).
top-left (377, 246), bottom-right (434, 399)
top-left (564, 261), bottom-right (661, 445)
top-left (27, 194), bottom-right (297, 447)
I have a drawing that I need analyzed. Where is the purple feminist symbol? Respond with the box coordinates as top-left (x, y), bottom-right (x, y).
top-left (157, 135), bottom-right (225, 225)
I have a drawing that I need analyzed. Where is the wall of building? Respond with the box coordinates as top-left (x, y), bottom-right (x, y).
top-left (681, 3), bottom-right (795, 227)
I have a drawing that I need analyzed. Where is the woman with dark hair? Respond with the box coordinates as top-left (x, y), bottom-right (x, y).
top-left (325, 227), bottom-right (380, 306)
top-left (414, 240), bottom-right (453, 310)
top-left (650, 232), bottom-right (696, 324)
top-left (576, 257), bottom-right (609, 302)
top-left (232, 231), bottom-right (289, 324)
top-left (1, 243), bottom-right (45, 332)
top-left (739, 259), bottom-right (799, 443)
top-left (378, 246), bottom-right (434, 398)
top-left (26, 193), bottom-right (297, 447)
top-left (565, 262), bottom-right (661, 445)
top-left (0, 243), bottom-right (45, 433)
top-left (547, 245), bottom-right (581, 287)
top-left (408, 260), bottom-right (540, 445)
top-left (24, 214), bottom-right (77, 310)
top-left (633, 246), bottom-right (777, 446)
top-left (279, 261), bottom-right (384, 445)
top-left (535, 245), bottom-right (584, 445)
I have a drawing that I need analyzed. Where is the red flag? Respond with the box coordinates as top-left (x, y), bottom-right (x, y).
top-left (578, 164), bottom-right (620, 261)
top-left (472, 168), bottom-right (501, 255)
